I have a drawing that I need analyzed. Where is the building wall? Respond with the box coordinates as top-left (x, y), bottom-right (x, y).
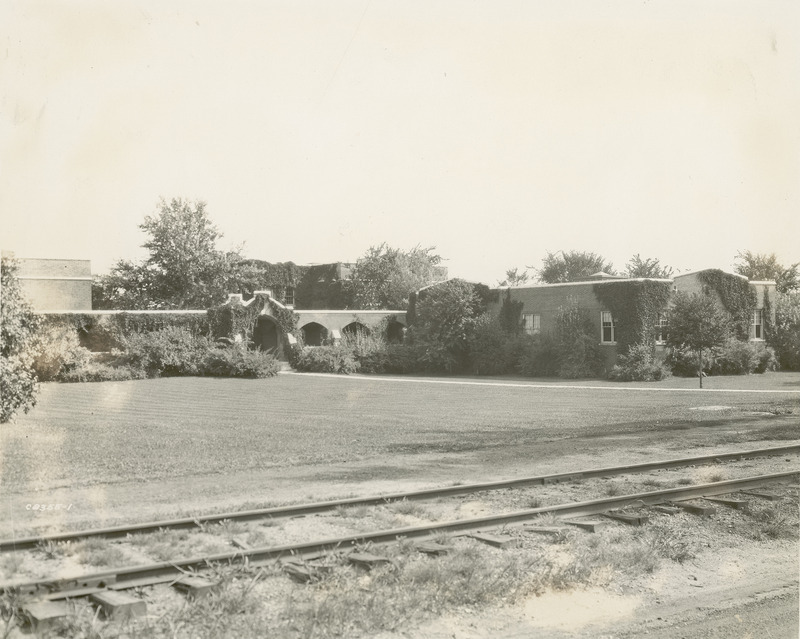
top-left (491, 281), bottom-right (623, 371)
top-left (12, 258), bottom-right (93, 311)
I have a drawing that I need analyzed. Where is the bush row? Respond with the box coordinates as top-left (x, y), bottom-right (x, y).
top-left (291, 323), bottom-right (777, 382)
top-left (33, 325), bottom-right (280, 382)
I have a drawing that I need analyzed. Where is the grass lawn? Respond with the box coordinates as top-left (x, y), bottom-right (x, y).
top-left (1, 371), bottom-right (798, 535)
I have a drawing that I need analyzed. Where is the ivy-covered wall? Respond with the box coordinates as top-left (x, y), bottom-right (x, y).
top-left (696, 270), bottom-right (757, 341)
top-left (237, 260), bottom-right (351, 309)
top-left (39, 311), bottom-right (210, 351)
top-left (593, 280), bottom-right (672, 354)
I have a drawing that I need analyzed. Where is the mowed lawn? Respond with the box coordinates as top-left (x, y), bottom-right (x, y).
top-left (3, 372), bottom-right (799, 494)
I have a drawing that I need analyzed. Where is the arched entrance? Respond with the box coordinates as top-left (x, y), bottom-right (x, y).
top-left (342, 322), bottom-right (370, 338)
top-left (301, 322), bottom-right (328, 346)
top-left (253, 316), bottom-right (279, 354)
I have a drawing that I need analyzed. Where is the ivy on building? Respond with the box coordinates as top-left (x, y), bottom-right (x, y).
top-left (696, 270), bottom-right (757, 341)
top-left (208, 293), bottom-right (299, 347)
top-left (593, 280), bottom-right (672, 354)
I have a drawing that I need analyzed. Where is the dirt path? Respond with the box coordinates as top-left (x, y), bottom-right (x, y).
top-left (404, 541), bottom-right (799, 638)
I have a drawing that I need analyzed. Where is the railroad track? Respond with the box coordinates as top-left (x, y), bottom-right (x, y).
top-left (2, 443), bottom-right (798, 553)
top-left (2, 469), bottom-right (797, 606)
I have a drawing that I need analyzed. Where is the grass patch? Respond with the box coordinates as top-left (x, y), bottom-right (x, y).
top-left (71, 538), bottom-right (126, 567)
top-left (387, 499), bottom-right (431, 519)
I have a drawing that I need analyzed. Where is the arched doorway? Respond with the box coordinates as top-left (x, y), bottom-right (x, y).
top-left (342, 322), bottom-right (370, 338)
top-left (301, 322), bottom-right (328, 346)
top-left (253, 316), bottom-right (279, 354)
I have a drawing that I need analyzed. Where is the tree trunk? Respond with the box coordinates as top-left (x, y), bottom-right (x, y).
top-left (698, 346), bottom-right (703, 389)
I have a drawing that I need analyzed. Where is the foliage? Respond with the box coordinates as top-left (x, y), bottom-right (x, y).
top-left (293, 344), bottom-right (360, 374)
top-left (94, 198), bottom-right (247, 310)
top-left (734, 250), bottom-right (799, 294)
top-left (202, 347), bottom-right (281, 378)
top-left (31, 323), bottom-right (92, 381)
top-left (625, 254), bottom-right (674, 279)
top-left (667, 339), bottom-right (776, 376)
top-left (466, 313), bottom-right (521, 375)
top-left (517, 333), bottom-right (561, 377)
top-left (696, 270), bottom-right (756, 341)
top-left (346, 244), bottom-right (444, 310)
top-left (498, 267), bottom-right (530, 286)
top-left (593, 280), bottom-right (672, 355)
top-left (608, 344), bottom-right (670, 382)
top-left (409, 279), bottom-right (481, 373)
top-left (666, 293), bottom-right (730, 384)
top-left (41, 312), bottom-right (211, 354)
top-left (120, 326), bottom-right (212, 376)
top-left (59, 362), bottom-right (144, 383)
top-left (772, 291), bottom-right (800, 370)
top-left (1, 256), bottom-right (41, 422)
top-left (554, 299), bottom-right (604, 378)
top-left (497, 289), bottom-right (524, 334)
top-left (536, 250), bottom-right (616, 283)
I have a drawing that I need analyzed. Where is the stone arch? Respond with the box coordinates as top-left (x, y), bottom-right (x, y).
top-left (342, 321), bottom-right (370, 338)
top-left (301, 321), bottom-right (328, 346)
top-left (252, 316), bottom-right (280, 355)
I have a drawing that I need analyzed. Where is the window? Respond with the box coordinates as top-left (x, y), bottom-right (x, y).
top-left (655, 314), bottom-right (668, 345)
top-left (284, 287), bottom-right (294, 306)
top-left (750, 309), bottom-right (764, 340)
top-left (601, 311), bottom-right (615, 343)
top-left (522, 313), bottom-right (540, 335)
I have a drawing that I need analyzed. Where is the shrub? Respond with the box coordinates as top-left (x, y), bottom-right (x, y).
top-left (202, 347), bottom-right (281, 378)
top-left (32, 323), bottom-right (92, 381)
top-left (558, 333), bottom-right (604, 379)
top-left (713, 338), bottom-right (761, 375)
top-left (357, 343), bottom-right (421, 374)
top-left (467, 313), bottom-right (520, 375)
top-left (609, 343), bottom-right (670, 382)
top-left (59, 362), bottom-right (144, 383)
top-left (293, 345), bottom-right (360, 374)
top-left (668, 339), bottom-right (777, 376)
top-left (518, 333), bottom-right (560, 377)
top-left (772, 291), bottom-right (800, 370)
top-left (120, 326), bottom-right (211, 376)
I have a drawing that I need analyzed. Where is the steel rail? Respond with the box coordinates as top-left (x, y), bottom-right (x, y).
top-left (2, 443), bottom-right (798, 553)
top-left (3, 470), bottom-right (796, 601)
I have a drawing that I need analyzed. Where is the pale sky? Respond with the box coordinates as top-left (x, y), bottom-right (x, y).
top-left (2, 1), bottom-right (798, 284)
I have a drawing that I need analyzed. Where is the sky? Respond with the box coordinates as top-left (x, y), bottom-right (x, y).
top-left (1, 1), bottom-right (799, 285)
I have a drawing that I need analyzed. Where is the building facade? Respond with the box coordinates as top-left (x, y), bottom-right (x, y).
top-left (3, 255), bottom-right (93, 312)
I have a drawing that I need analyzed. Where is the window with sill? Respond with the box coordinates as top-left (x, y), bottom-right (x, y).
top-left (601, 311), bottom-right (615, 344)
top-left (522, 313), bottom-right (540, 336)
top-left (750, 309), bottom-right (764, 340)
top-left (655, 313), bottom-right (668, 345)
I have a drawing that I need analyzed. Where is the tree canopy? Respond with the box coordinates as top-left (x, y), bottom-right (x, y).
top-left (498, 267), bottom-right (530, 287)
top-left (666, 292), bottom-right (731, 387)
top-left (734, 251), bottom-right (799, 294)
top-left (1, 256), bottom-right (41, 422)
top-left (625, 254), bottom-right (674, 279)
top-left (346, 244), bottom-right (444, 310)
top-left (534, 251), bottom-right (616, 283)
top-left (94, 198), bottom-right (244, 310)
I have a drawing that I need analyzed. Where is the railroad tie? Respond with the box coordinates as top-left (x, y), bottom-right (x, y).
top-left (22, 601), bottom-right (69, 632)
top-left (89, 590), bottom-right (147, 620)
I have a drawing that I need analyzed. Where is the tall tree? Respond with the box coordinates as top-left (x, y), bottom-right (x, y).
top-left (346, 244), bottom-right (443, 310)
top-left (666, 292), bottom-right (730, 388)
top-left (94, 198), bottom-right (243, 309)
top-left (1, 256), bottom-right (41, 422)
top-left (734, 251), bottom-right (799, 294)
top-left (625, 254), bottom-right (674, 279)
top-left (534, 251), bottom-right (616, 283)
